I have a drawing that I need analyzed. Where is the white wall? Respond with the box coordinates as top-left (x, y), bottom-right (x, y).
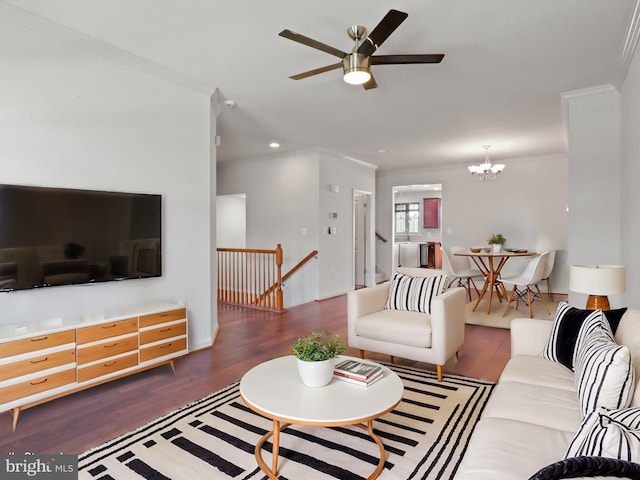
top-left (621, 42), bottom-right (640, 309)
top-left (217, 150), bottom-right (320, 306)
top-left (217, 148), bottom-right (376, 306)
top-left (0, 19), bottom-right (214, 350)
top-left (377, 154), bottom-right (569, 291)
top-left (216, 194), bottom-right (246, 248)
top-left (318, 150), bottom-right (376, 297)
top-left (564, 86), bottom-right (623, 308)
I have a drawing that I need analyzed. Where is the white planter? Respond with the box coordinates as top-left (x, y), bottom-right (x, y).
top-left (296, 357), bottom-right (336, 387)
top-left (492, 244), bottom-right (502, 253)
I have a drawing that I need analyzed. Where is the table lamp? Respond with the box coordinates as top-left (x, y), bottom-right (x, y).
top-left (569, 264), bottom-right (626, 310)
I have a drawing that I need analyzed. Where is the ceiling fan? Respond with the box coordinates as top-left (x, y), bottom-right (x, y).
top-left (279, 9), bottom-right (444, 90)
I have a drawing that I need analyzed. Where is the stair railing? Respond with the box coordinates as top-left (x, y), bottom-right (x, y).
top-left (217, 244), bottom-right (318, 313)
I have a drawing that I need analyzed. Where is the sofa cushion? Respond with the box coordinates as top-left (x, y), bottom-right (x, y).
top-left (354, 310), bottom-right (432, 348)
top-left (454, 417), bottom-right (575, 480)
top-left (574, 314), bottom-right (634, 416)
top-left (499, 356), bottom-right (575, 392)
top-left (384, 272), bottom-right (448, 314)
top-left (566, 406), bottom-right (640, 460)
top-left (482, 380), bottom-right (583, 433)
top-left (540, 301), bottom-right (603, 370)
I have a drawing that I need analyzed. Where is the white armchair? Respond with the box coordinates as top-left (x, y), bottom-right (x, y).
top-left (347, 267), bottom-right (466, 381)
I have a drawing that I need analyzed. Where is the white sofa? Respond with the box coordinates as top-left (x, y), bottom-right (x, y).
top-left (455, 307), bottom-right (640, 480)
top-left (347, 267), bottom-right (466, 382)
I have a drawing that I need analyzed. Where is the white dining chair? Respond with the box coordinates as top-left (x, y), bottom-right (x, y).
top-left (501, 251), bottom-right (552, 318)
top-left (539, 250), bottom-right (556, 300)
top-left (440, 245), bottom-right (483, 301)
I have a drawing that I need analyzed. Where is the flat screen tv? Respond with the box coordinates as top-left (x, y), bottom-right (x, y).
top-left (0, 184), bottom-right (161, 292)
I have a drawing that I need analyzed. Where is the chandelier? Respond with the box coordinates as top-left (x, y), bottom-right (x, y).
top-left (468, 145), bottom-right (505, 181)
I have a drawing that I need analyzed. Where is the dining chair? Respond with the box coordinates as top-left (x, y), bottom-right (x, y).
top-left (539, 249), bottom-right (556, 300)
top-left (440, 245), bottom-right (482, 301)
top-left (501, 251), bottom-right (552, 318)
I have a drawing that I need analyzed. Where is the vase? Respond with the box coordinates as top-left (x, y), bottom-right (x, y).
top-left (295, 357), bottom-right (336, 387)
top-left (492, 244), bottom-right (502, 253)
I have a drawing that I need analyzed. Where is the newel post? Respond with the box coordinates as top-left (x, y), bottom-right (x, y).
top-left (275, 244), bottom-right (284, 309)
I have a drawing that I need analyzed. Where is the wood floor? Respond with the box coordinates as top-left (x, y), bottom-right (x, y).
top-left (1, 294), bottom-right (510, 455)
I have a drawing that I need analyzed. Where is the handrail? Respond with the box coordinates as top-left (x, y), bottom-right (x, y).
top-left (256, 250), bottom-right (318, 304)
top-left (283, 250), bottom-right (318, 282)
top-left (216, 245), bottom-right (318, 313)
top-left (376, 232), bottom-right (388, 243)
top-left (217, 244), bottom-right (284, 312)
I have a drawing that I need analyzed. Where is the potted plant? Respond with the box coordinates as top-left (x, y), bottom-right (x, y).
top-left (291, 332), bottom-right (345, 387)
top-left (487, 233), bottom-right (506, 253)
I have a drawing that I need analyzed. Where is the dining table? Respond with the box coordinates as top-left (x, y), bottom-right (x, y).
top-left (454, 250), bottom-right (535, 314)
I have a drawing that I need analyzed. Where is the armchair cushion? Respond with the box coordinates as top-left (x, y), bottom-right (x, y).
top-left (384, 272), bottom-right (448, 314)
top-left (566, 407), bottom-right (640, 460)
top-left (354, 310), bottom-right (432, 348)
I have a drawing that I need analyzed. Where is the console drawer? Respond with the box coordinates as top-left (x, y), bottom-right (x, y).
top-left (77, 336), bottom-right (138, 365)
top-left (140, 337), bottom-right (187, 362)
top-left (77, 318), bottom-right (137, 345)
top-left (0, 368), bottom-right (76, 404)
top-left (0, 330), bottom-right (75, 359)
top-left (140, 321), bottom-right (187, 345)
top-left (139, 309), bottom-right (186, 328)
top-left (77, 353), bottom-right (138, 383)
top-left (0, 349), bottom-right (76, 382)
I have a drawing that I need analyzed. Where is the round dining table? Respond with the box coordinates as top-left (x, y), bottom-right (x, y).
top-left (454, 250), bottom-right (535, 314)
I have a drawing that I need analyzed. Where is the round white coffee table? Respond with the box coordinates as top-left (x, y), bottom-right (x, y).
top-left (240, 355), bottom-right (404, 480)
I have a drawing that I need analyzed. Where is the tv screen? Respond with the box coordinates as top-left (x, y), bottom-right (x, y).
top-left (0, 184), bottom-right (161, 291)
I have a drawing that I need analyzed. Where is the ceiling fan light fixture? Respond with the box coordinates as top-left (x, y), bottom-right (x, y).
top-left (343, 53), bottom-right (371, 85)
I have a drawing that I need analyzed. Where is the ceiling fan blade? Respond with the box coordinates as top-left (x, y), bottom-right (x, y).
top-left (362, 74), bottom-right (378, 90)
top-left (358, 9), bottom-right (408, 57)
top-left (371, 54), bottom-right (445, 65)
top-left (289, 62), bottom-right (342, 80)
top-left (279, 29), bottom-right (346, 59)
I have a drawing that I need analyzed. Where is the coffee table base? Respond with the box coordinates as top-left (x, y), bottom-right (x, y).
top-left (255, 419), bottom-right (387, 480)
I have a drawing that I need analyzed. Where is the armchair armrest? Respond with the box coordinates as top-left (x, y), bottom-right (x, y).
top-left (430, 287), bottom-right (466, 363)
top-left (511, 317), bottom-right (553, 358)
top-left (347, 282), bottom-right (390, 321)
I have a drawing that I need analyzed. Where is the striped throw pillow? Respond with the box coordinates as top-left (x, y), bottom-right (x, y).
top-left (384, 273), bottom-right (448, 314)
top-left (574, 313), bottom-right (634, 416)
top-left (540, 301), bottom-right (603, 370)
top-left (566, 407), bottom-right (640, 460)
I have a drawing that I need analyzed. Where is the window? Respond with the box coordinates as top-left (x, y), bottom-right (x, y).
top-left (395, 202), bottom-right (420, 234)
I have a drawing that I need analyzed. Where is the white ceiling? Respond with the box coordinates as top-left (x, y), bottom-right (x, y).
top-left (2, 0), bottom-right (637, 171)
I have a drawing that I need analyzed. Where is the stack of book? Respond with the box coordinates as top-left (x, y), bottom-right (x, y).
top-left (333, 359), bottom-right (383, 386)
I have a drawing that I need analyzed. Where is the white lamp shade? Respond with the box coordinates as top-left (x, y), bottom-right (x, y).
top-left (569, 264), bottom-right (626, 295)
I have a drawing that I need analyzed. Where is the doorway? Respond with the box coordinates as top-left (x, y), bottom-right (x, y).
top-left (353, 190), bottom-right (372, 288)
top-left (392, 184), bottom-right (443, 272)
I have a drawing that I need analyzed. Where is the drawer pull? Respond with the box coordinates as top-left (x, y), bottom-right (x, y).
top-left (160, 343), bottom-right (173, 349)
top-left (102, 324), bottom-right (117, 329)
top-left (30, 357), bottom-right (49, 364)
top-left (159, 328), bottom-right (172, 333)
top-left (103, 361), bottom-right (117, 367)
top-left (103, 343), bottom-right (118, 348)
top-left (30, 378), bottom-right (48, 385)
top-left (31, 336), bottom-right (49, 342)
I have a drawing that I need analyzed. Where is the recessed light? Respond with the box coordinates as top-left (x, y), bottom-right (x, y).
top-left (269, 142), bottom-right (280, 148)
top-left (377, 149), bottom-right (387, 154)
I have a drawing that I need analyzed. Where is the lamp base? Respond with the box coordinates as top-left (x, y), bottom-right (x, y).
top-left (586, 295), bottom-right (610, 311)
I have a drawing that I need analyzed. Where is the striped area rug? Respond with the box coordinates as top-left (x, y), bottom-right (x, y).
top-left (78, 364), bottom-right (494, 480)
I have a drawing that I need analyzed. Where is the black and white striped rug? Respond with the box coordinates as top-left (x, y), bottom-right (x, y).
top-left (78, 364), bottom-right (494, 480)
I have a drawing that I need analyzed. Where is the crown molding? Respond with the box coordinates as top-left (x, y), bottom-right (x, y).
top-left (0, 1), bottom-right (212, 95)
top-left (616, 0), bottom-right (640, 90)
